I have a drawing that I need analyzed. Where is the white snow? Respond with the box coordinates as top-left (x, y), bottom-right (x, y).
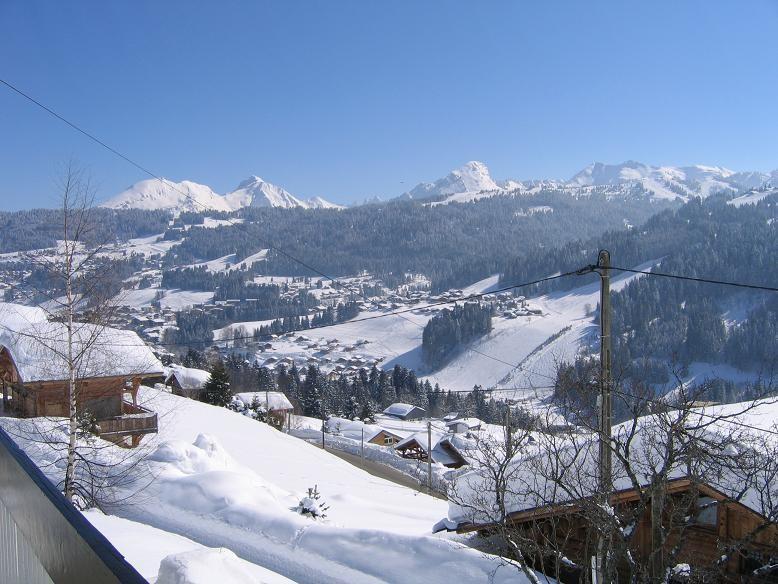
top-left (160, 290), bottom-right (215, 311)
top-left (3, 389), bottom-right (546, 583)
top-left (83, 511), bottom-right (293, 583)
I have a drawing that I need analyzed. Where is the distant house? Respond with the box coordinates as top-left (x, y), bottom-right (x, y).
top-left (368, 428), bottom-right (404, 447)
top-left (233, 391), bottom-right (293, 428)
top-left (0, 303), bottom-right (163, 448)
top-left (382, 403), bottom-right (426, 421)
top-left (395, 432), bottom-right (467, 468)
top-left (165, 365), bottom-right (210, 399)
top-left (446, 417), bottom-right (482, 434)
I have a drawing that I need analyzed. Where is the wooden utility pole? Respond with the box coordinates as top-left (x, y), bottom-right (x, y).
top-left (427, 419), bottom-right (433, 495)
top-left (595, 249), bottom-right (613, 584)
top-left (361, 428), bottom-right (365, 468)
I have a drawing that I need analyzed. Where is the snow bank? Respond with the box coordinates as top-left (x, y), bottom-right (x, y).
top-left (157, 548), bottom-right (293, 584)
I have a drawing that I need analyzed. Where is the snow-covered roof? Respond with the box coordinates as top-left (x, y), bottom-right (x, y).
top-left (383, 403), bottom-right (425, 418)
top-left (447, 399), bottom-right (778, 529)
top-left (234, 391), bottom-right (293, 411)
top-left (166, 365), bottom-right (210, 390)
top-left (395, 431), bottom-right (466, 466)
top-left (0, 305), bottom-right (163, 382)
top-left (445, 417), bottom-right (482, 430)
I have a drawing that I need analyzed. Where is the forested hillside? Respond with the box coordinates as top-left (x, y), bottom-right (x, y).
top-left (162, 191), bottom-right (673, 291)
top-left (0, 208), bottom-right (170, 252)
top-left (514, 191), bottom-right (778, 383)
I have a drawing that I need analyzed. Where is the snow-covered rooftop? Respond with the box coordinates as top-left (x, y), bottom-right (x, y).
top-left (165, 365), bottom-right (210, 390)
top-left (0, 303), bottom-right (163, 382)
top-left (383, 402), bottom-right (425, 418)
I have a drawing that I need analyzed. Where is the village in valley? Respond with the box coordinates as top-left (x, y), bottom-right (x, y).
top-left (2, 4), bottom-right (778, 583)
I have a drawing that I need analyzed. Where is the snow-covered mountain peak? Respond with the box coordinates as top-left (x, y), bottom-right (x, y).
top-left (225, 176), bottom-right (306, 209)
top-left (102, 174), bottom-right (342, 213)
top-left (102, 178), bottom-right (232, 213)
top-left (402, 160), bottom-right (500, 201)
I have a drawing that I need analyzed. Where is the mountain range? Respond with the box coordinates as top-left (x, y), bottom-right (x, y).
top-left (401, 160), bottom-right (778, 205)
top-left (102, 176), bottom-right (343, 213)
top-left (102, 161), bottom-right (778, 213)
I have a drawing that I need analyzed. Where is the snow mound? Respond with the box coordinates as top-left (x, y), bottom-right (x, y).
top-left (157, 548), bottom-right (291, 584)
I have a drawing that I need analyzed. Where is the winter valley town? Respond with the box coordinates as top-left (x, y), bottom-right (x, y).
top-left (1, 3), bottom-right (777, 583)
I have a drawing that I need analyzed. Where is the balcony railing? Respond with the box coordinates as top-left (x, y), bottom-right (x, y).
top-left (97, 401), bottom-right (157, 437)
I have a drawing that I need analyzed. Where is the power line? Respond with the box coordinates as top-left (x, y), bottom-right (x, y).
top-left (0, 77), bottom-right (371, 300)
top-left (610, 266), bottom-right (778, 293)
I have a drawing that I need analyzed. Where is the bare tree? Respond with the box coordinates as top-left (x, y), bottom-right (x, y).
top-left (448, 373), bottom-right (778, 584)
top-left (0, 163), bottom-right (160, 508)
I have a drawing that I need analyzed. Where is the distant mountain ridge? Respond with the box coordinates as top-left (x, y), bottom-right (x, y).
top-left (102, 160), bottom-right (778, 213)
top-left (401, 160), bottom-right (778, 205)
top-left (102, 176), bottom-right (343, 213)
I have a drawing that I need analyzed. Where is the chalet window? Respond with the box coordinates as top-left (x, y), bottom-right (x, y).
top-left (694, 496), bottom-right (718, 526)
top-left (384, 436), bottom-right (394, 445)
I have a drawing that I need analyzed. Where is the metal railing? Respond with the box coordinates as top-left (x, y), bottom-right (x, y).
top-left (0, 426), bottom-right (147, 583)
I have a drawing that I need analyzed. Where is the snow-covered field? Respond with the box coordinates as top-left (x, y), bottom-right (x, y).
top-left (1, 389), bottom-right (543, 584)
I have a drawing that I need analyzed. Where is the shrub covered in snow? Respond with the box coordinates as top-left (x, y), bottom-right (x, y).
top-left (292, 485), bottom-right (330, 520)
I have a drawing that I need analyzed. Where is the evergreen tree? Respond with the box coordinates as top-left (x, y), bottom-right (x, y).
top-left (202, 361), bottom-right (232, 407)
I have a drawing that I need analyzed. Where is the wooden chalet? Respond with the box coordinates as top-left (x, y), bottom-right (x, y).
top-left (165, 365), bottom-right (210, 399)
top-left (395, 432), bottom-right (467, 469)
top-left (449, 477), bottom-right (778, 583)
top-left (0, 307), bottom-right (163, 448)
top-left (367, 428), bottom-right (404, 447)
top-left (382, 402), bottom-right (426, 421)
top-left (436, 406), bottom-right (778, 583)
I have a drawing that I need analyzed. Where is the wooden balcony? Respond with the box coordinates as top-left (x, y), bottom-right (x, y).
top-left (97, 401), bottom-right (157, 445)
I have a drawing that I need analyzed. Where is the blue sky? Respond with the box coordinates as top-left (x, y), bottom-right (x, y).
top-left (2, 1), bottom-right (778, 209)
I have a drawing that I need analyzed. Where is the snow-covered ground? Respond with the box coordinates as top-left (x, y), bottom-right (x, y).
top-left (84, 511), bottom-right (294, 583)
top-left (1, 389), bottom-right (544, 584)
top-left (160, 290), bottom-right (215, 311)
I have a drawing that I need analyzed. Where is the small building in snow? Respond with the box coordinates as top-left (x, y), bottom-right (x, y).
top-left (233, 391), bottom-right (293, 428)
top-left (368, 428), bottom-right (404, 447)
top-left (382, 402), bottom-right (426, 421)
top-left (446, 417), bottom-right (483, 434)
top-left (395, 432), bottom-right (467, 468)
top-left (165, 365), bottom-right (210, 399)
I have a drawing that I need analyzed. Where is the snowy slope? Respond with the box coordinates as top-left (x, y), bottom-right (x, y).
top-left (1, 391), bottom-right (544, 584)
top-left (727, 187), bottom-right (778, 207)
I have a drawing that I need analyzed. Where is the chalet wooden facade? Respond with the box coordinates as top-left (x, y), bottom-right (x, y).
top-left (454, 478), bottom-right (778, 583)
top-left (0, 309), bottom-right (163, 448)
top-left (395, 433), bottom-right (467, 468)
top-left (368, 429), bottom-right (403, 446)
